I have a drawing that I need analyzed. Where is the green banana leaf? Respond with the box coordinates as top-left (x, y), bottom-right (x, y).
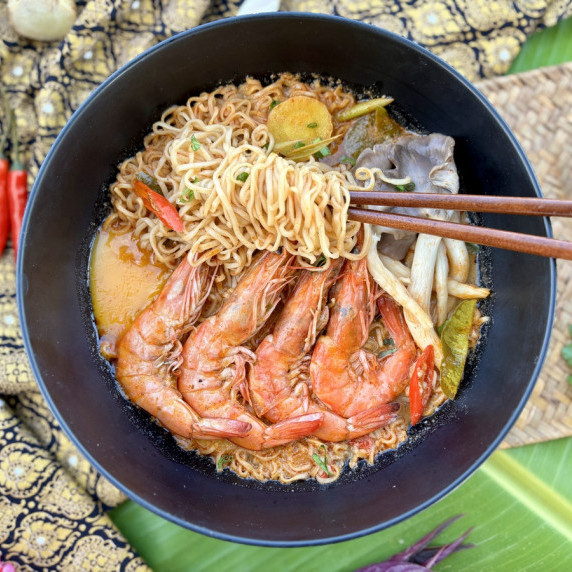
top-left (110, 16), bottom-right (572, 570)
top-left (111, 440), bottom-right (572, 571)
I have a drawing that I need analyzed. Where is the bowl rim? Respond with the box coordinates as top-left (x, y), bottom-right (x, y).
top-left (17, 12), bottom-right (556, 547)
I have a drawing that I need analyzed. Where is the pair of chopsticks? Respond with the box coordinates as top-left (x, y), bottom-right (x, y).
top-left (348, 191), bottom-right (572, 260)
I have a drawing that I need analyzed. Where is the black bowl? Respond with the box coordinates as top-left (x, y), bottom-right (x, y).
top-left (18, 14), bottom-right (555, 546)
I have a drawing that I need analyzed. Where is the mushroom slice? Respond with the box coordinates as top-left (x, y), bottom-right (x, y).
top-left (357, 133), bottom-right (462, 337)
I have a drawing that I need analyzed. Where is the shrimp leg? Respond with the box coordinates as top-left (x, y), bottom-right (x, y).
top-left (116, 257), bottom-right (251, 439)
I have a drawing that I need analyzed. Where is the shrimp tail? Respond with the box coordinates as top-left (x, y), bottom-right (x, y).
top-left (263, 412), bottom-right (324, 448)
top-left (193, 418), bottom-right (252, 439)
top-left (347, 402), bottom-right (400, 434)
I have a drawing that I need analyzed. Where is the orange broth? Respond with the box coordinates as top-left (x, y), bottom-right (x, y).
top-left (90, 224), bottom-right (169, 357)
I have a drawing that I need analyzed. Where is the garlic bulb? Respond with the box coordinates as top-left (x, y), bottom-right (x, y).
top-left (8, 0), bottom-right (77, 42)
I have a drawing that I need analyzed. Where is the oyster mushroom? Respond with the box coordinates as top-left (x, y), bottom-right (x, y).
top-left (356, 132), bottom-right (460, 253)
top-left (358, 133), bottom-right (470, 354)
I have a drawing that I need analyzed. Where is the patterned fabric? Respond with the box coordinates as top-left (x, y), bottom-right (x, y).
top-left (284, 1), bottom-right (572, 81)
top-left (0, 0), bottom-right (570, 569)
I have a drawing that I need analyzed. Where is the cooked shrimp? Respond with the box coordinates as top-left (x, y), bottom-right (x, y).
top-left (311, 258), bottom-right (417, 418)
top-left (178, 250), bottom-right (323, 450)
top-left (249, 260), bottom-right (399, 442)
top-left (115, 257), bottom-right (251, 440)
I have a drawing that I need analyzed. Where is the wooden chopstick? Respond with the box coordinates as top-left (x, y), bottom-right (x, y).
top-left (347, 207), bottom-right (572, 260)
top-left (349, 191), bottom-right (572, 217)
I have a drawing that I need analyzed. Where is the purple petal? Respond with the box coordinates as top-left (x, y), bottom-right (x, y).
top-left (423, 528), bottom-right (475, 568)
top-left (412, 542), bottom-right (475, 565)
top-left (389, 515), bottom-right (464, 561)
top-left (356, 564), bottom-right (428, 572)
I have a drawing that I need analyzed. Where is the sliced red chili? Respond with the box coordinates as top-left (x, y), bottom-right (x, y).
top-left (409, 345), bottom-right (435, 426)
top-left (133, 178), bottom-right (184, 233)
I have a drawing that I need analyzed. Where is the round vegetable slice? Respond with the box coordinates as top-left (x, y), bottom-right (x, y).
top-left (267, 96), bottom-right (333, 152)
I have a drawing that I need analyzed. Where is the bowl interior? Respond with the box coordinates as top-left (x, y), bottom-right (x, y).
top-left (18, 14), bottom-right (554, 546)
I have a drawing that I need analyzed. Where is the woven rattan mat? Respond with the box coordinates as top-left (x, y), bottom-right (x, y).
top-left (475, 63), bottom-right (572, 448)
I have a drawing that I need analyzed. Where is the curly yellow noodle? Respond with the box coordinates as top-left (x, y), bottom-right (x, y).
top-left (106, 74), bottom-right (448, 484)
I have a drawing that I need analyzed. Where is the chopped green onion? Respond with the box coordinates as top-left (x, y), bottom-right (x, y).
top-left (294, 141), bottom-right (306, 149)
top-left (466, 242), bottom-right (480, 253)
top-left (378, 347), bottom-right (397, 359)
top-left (263, 142), bottom-right (270, 150)
top-left (191, 134), bottom-right (201, 151)
top-left (314, 146), bottom-right (331, 159)
top-left (236, 172), bottom-right (249, 182)
top-left (382, 337), bottom-right (394, 346)
top-left (394, 182), bottom-right (416, 192)
top-left (136, 172), bottom-right (162, 195)
top-left (312, 445), bottom-right (331, 476)
top-left (270, 100), bottom-right (280, 111)
top-left (312, 137), bottom-right (322, 144)
top-left (568, 374), bottom-right (572, 386)
top-left (180, 187), bottom-right (195, 203)
top-left (340, 156), bottom-right (356, 166)
top-left (217, 455), bottom-right (232, 470)
top-left (307, 122), bottom-right (318, 128)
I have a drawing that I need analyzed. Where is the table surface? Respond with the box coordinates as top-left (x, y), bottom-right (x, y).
top-left (109, 16), bottom-right (572, 571)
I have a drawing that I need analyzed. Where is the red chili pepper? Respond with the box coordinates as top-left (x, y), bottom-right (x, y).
top-left (7, 111), bottom-right (27, 260)
top-left (0, 102), bottom-right (10, 257)
top-left (409, 344), bottom-right (435, 426)
top-left (0, 155), bottom-right (9, 257)
top-left (133, 178), bottom-right (184, 233)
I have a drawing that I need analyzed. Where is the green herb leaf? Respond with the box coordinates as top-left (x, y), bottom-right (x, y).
top-left (340, 155), bottom-right (356, 166)
top-left (236, 172), bottom-right (249, 183)
top-left (312, 445), bottom-right (331, 476)
top-left (378, 347), bottom-right (397, 359)
top-left (294, 141), bottom-right (306, 149)
top-left (191, 134), bottom-right (201, 151)
top-left (394, 181), bottom-right (416, 192)
top-left (136, 172), bottom-right (162, 195)
top-left (314, 146), bottom-right (331, 159)
top-left (562, 344), bottom-right (572, 368)
top-left (466, 242), bottom-right (480, 254)
top-left (568, 374), bottom-right (572, 386)
top-left (217, 455), bottom-right (232, 470)
top-left (440, 299), bottom-right (477, 399)
top-left (307, 122), bottom-right (318, 128)
top-left (270, 100), bottom-right (280, 111)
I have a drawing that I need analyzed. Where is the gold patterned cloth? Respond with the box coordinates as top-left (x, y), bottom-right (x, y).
top-left (1, 1), bottom-right (571, 569)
